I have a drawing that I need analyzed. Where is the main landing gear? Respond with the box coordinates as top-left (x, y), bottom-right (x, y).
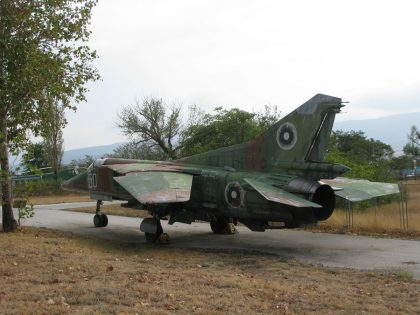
top-left (210, 216), bottom-right (237, 234)
top-left (93, 200), bottom-right (108, 227)
top-left (140, 216), bottom-right (170, 244)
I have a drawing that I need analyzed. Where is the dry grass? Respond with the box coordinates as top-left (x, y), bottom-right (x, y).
top-left (313, 182), bottom-right (420, 239)
top-left (28, 194), bottom-right (91, 205)
top-left (0, 227), bottom-right (419, 314)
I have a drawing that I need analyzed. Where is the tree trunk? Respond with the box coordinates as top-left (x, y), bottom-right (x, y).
top-left (0, 111), bottom-right (17, 232)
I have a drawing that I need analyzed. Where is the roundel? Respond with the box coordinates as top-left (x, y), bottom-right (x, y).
top-left (276, 122), bottom-right (297, 150)
top-left (224, 182), bottom-right (244, 208)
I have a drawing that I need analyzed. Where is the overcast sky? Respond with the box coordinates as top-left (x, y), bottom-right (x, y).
top-left (63, 0), bottom-right (420, 150)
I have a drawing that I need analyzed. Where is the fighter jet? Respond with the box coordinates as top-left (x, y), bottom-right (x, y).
top-left (62, 94), bottom-right (399, 242)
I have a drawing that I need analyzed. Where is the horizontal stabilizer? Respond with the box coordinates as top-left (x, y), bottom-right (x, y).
top-left (244, 178), bottom-right (322, 208)
top-left (114, 172), bottom-right (193, 204)
top-left (321, 177), bottom-right (399, 202)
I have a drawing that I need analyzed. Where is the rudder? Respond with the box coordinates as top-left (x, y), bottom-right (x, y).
top-left (255, 94), bottom-right (343, 168)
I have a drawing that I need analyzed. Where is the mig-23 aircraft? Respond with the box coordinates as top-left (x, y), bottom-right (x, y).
top-left (62, 94), bottom-right (399, 243)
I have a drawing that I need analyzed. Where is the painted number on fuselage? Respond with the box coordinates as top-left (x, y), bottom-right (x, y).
top-left (87, 173), bottom-right (97, 189)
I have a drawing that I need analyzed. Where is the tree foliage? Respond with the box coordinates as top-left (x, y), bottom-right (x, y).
top-left (325, 130), bottom-right (396, 181)
top-left (42, 99), bottom-right (65, 187)
top-left (403, 125), bottom-right (420, 157)
top-left (110, 141), bottom-right (167, 161)
top-left (180, 105), bottom-right (280, 157)
top-left (116, 99), bottom-right (281, 160)
top-left (20, 143), bottom-right (49, 172)
top-left (117, 98), bottom-right (184, 160)
top-left (0, 0), bottom-right (99, 232)
top-left (329, 130), bottom-right (394, 162)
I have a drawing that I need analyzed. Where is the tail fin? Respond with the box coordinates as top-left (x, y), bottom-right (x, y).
top-left (179, 94), bottom-right (343, 170)
top-left (249, 94), bottom-right (343, 168)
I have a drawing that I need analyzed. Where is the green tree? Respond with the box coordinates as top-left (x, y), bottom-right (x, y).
top-left (325, 130), bottom-right (395, 181)
top-left (42, 99), bottom-right (65, 188)
top-left (117, 98), bottom-right (186, 160)
top-left (329, 130), bottom-right (394, 163)
top-left (403, 125), bottom-right (420, 157)
top-left (110, 141), bottom-right (167, 161)
top-left (20, 143), bottom-right (49, 172)
top-left (180, 105), bottom-right (281, 157)
top-left (1, 0), bottom-right (99, 232)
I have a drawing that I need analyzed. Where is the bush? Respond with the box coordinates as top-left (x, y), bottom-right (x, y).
top-left (18, 203), bottom-right (35, 226)
top-left (13, 179), bottom-right (66, 197)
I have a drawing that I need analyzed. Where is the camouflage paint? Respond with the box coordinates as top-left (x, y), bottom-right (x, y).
top-left (62, 94), bottom-right (399, 231)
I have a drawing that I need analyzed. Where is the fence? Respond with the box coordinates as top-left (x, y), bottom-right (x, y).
top-left (322, 181), bottom-right (419, 233)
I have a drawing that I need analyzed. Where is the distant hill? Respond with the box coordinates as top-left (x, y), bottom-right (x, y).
top-left (334, 112), bottom-right (420, 154)
top-left (62, 143), bottom-right (122, 165)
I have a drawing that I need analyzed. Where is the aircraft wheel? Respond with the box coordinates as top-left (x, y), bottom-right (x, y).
top-left (210, 217), bottom-right (237, 234)
top-left (142, 218), bottom-right (164, 243)
top-left (100, 214), bottom-right (108, 227)
top-left (93, 213), bottom-right (108, 227)
top-left (145, 232), bottom-right (159, 243)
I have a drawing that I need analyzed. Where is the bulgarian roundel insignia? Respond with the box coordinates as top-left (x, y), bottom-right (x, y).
top-left (276, 122), bottom-right (297, 150)
top-left (224, 182), bottom-right (244, 208)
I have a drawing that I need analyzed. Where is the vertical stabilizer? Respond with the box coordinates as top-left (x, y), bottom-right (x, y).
top-left (178, 94), bottom-right (343, 171)
top-left (249, 94), bottom-right (343, 169)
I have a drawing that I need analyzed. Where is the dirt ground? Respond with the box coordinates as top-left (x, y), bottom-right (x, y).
top-left (0, 227), bottom-right (419, 314)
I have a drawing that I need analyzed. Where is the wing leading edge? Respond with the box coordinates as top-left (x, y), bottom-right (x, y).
top-left (321, 177), bottom-right (400, 202)
top-left (114, 171), bottom-right (193, 204)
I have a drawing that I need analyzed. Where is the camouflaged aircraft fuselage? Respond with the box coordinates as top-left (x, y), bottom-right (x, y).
top-left (63, 94), bottom-right (399, 240)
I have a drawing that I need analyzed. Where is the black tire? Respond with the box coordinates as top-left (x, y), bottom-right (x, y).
top-left (93, 214), bottom-right (102, 227)
top-left (145, 232), bottom-right (158, 243)
top-left (100, 214), bottom-right (108, 227)
top-left (210, 217), bottom-right (236, 234)
top-left (210, 219), bottom-right (224, 234)
top-left (143, 218), bottom-right (163, 243)
top-left (93, 213), bottom-right (108, 227)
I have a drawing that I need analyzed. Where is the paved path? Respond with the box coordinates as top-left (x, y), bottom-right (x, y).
top-left (2, 202), bottom-right (420, 279)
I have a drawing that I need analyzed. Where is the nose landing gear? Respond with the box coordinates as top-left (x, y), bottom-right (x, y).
top-left (93, 200), bottom-right (108, 227)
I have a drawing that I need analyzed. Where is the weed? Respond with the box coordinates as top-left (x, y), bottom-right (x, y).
top-left (395, 269), bottom-right (414, 282)
top-left (18, 203), bottom-right (35, 226)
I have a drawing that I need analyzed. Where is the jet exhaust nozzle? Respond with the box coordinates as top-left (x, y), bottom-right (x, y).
top-left (282, 177), bottom-right (335, 221)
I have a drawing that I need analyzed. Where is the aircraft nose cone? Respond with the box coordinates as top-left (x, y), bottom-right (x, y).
top-left (62, 171), bottom-right (88, 192)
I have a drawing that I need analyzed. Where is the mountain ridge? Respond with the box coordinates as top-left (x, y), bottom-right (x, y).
top-left (334, 111), bottom-right (420, 154)
top-left (62, 143), bottom-right (122, 164)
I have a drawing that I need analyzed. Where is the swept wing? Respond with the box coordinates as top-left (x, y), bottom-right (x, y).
top-left (114, 171), bottom-right (193, 204)
top-left (321, 177), bottom-right (399, 202)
